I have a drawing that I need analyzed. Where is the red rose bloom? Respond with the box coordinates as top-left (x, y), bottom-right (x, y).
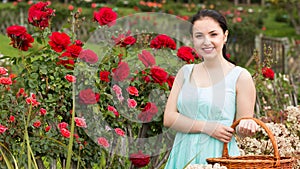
top-left (6, 25), bottom-right (27, 37)
top-left (33, 120), bottom-right (41, 128)
top-left (61, 44), bottom-right (82, 59)
top-left (167, 75), bottom-right (175, 89)
top-left (6, 25), bottom-right (34, 51)
top-left (138, 102), bottom-right (158, 122)
top-left (112, 62), bottom-right (130, 82)
top-left (262, 67), bottom-right (275, 80)
top-left (60, 128), bottom-right (70, 138)
top-left (150, 66), bottom-right (168, 85)
top-left (126, 86), bottom-right (139, 96)
top-left (129, 150), bottom-right (150, 168)
top-left (99, 71), bottom-right (110, 82)
top-left (150, 34), bottom-right (176, 50)
top-left (45, 126), bottom-right (51, 132)
top-left (49, 32), bottom-right (71, 52)
top-left (56, 59), bottom-right (75, 70)
top-left (112, 34), bottom-right (136, 47)
top-left (79, 88), bottom-right (100, 104)
top-left (177, 46), bottom-right (198, 63)
top-left (93, 7), bottom-right (117, 27)
top-left (64, 74), bottom-right (76, 83)
top-left (0, 77), bottom-right (12, 85)
top-left (78, 49), bottom-right (99, 64)
top-left (138, 50), bottom-right (156, 67)
top-left (28, 1), bottom-right (54, 29)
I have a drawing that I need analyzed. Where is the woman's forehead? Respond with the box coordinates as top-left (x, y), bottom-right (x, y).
top-left (192, 18), bottom-right (221, 33)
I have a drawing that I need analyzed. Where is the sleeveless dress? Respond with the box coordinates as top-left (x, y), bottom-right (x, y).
top-left (164, 64), bottom-right (244, 169)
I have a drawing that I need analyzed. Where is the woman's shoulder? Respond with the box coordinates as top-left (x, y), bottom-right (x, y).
top-left (235, 66), bottom-right (254, 83)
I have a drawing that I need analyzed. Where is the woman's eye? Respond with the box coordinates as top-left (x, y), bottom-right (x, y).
top-left (195, 35), bottom-right (202, 38)
top-left (211, 33), bottom-right (218, 36)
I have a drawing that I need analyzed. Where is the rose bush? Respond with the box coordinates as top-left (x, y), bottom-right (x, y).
top-left (1, 1), bottom-right (202, 168)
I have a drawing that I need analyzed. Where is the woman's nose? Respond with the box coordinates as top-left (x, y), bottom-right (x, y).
top-left (203, 36), bottom-right (211, 44)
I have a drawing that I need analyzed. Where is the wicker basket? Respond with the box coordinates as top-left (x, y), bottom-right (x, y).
top-left (206, 117), bottom-right (295, 169)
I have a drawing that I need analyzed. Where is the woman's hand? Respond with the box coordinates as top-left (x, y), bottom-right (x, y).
top-left (236, 119), bottom-right (258, 137)
top-left (201, 122), bottom-right (234, 143)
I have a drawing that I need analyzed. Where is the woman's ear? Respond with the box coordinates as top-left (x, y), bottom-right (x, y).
top-left (224, 30), bottom-right (229, 43)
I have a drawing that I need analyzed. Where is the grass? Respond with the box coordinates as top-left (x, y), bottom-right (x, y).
top-left (0, 34), bottom-right (21, 58)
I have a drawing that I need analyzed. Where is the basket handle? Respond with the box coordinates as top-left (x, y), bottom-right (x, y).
top-left (222, 117), bottom-right (280, 167)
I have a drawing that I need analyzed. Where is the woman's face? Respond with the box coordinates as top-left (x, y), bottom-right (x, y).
top-left (192, 17), bottom-right (228, 60)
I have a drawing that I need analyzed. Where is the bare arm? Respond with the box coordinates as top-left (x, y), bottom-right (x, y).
top-left (235, 69), bottom-right (258, 136)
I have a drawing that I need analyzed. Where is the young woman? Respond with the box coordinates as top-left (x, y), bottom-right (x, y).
top-left (163, 9), bottom-right (258, 168)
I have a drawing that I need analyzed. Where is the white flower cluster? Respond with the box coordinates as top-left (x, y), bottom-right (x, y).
top-left (185, 163), bottom-right (227, 169)
top-left (237, 106), bottom-right (300, 168)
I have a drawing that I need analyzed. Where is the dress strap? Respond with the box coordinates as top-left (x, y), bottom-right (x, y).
top-left (227, 66), bottom-right (245, 89)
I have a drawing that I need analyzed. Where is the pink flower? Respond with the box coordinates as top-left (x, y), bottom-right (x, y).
top-left (0, 125), bottom-right (8, 134)
top-left (114, 128), bottom-right (125, 137)
top-left (39, 108), bottom-right (47, 116)
top-left (33, 120), bottom-right (41, 128)
top-left (68, 5), bottom-right (74, 11)
top-left (138, 50), bottom-right (156, 67)
top-left (65, 74), bottom-right (76, 83)
top-left (74, 117), bottom-right (87, 128)
top-left (112, 84), bottom-right (122, 95)
top-left (97, 137), bottom-right (110, 148)
top-left (25, 94), bottom-right (40, 107)
top-left (112, 62), bottom-right (130, 82)
top-left (126, 86), bottom-right (139, 96)
top-left (78, 49), bottom-right (99, 64)
top-left (0, 67), bottom-right (8, 75)
top-left (127, 98), bottom-right (137, 108)
top-left (58, 122), bottom-right (68, 129)
top-left (91, 3), bottom-right (97, 8)
top-left (60, 128), bottom-right (70, 138)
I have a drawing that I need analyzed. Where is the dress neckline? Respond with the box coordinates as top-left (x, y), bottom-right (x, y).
top-left (189, 64), bottom-right (238, 89)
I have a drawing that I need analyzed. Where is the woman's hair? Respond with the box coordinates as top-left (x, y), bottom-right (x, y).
top-left (190, 9), bottom-right (235, 65)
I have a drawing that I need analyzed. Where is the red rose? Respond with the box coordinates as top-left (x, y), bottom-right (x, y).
top-left (138, 50), bottom-right (156, 67)
top-left (78, 49), bottom-right (99, 64)
top-left (49, 32), bottom-right (71, 52)
top-left (79, 88), bottom-right (100, 104)
top-left (56, 59), bottom-right (74, 70)
top-left (150, 34), bottom-right (176, 50)
top-left (6, 25), bottom-right (27, 37)
top-left (93, 7), bottom-right (117, 27)
top-left (75, 39), bottom-right (84, 47)
top-left (9, 115), bottom-right (15, 122)
top-left (177, 46), bottom-right (198, 63)
top-left (262, 67), bottom-right (274, 80)
top-left (0, 77), bottom-right (12, 85)
top-left (39, 108), bottom-right (47, 116)
top-left (6, 25), bottom-right (34, 51)
top-left (129, 150), bottom-right (150, 168)
top-left (28, 2), bottom-right (54, 29)
top-left (45, 126), bottom-right (51, 132)
top-left (58, 122), bottom-right (68, 129)
top-left (64, 74), bottom-right (76, 83)
top-left (150, 66), bottom-right (168, 85)
top-left (99, 71), bottom-right (110, 82)
top-left (167, 75), bottom-right (175, 89)
top-left (112, 62), bottom-right (130, 82)
top-left (60, 128), bottom-right (70, 138)
top-left (138, 102), bottom-right (158, 122)
top-left (61, 44), bottom-right (82, 59)
top-left (33, 120), bottom-right (41, 128)
top-left (126, 86), bottom-right (139, 96)
top-left (112, 34), bottom-right (136, 47)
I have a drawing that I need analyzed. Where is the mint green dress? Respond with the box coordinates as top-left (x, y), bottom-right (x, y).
top-left (165, 64), bottom-right (244, 169)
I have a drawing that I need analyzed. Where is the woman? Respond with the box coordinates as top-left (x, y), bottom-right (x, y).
top-left (163, 9), bottom-right (258, 168)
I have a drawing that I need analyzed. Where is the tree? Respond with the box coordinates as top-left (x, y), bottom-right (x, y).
top-left (271, 0), bottom-right (300, 35)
